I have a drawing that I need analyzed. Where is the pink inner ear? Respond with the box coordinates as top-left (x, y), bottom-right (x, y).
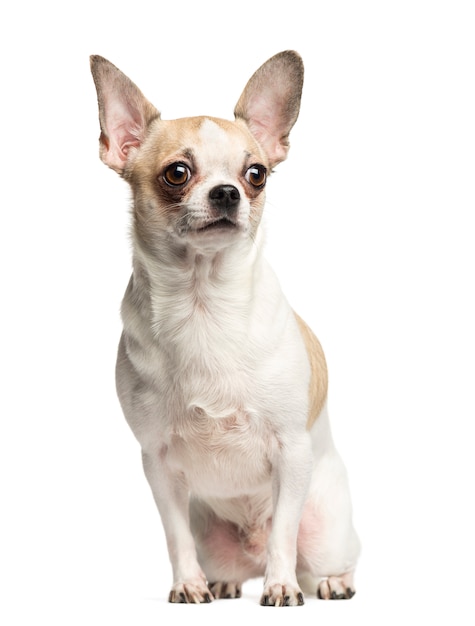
top-left (243, 92), bottom-right (291, 166)
top-left (121, 139), bottom-right (141, 156)
top-left (111, 122), bottom-right (141, 159)
top-left (247, 117), bottom-right (289, 167)
top-left (102, 98), bottom-right (145, 166)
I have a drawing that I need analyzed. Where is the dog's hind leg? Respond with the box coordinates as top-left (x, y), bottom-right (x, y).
top-left (190, 500), bottom-right (267, 599)
top-left (296, 412), bottom-right (360, 599)
top-left (295, 455), bottom-right (360, 600)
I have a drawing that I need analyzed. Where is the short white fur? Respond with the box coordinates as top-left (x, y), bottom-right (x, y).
top-left (90, 50), bottom-right (360, 607)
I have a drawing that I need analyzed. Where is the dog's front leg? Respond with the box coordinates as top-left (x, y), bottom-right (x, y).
top-left (261, 434), bottom-right (312, 607)
top-left (141, 450), bottom-right (212, 603)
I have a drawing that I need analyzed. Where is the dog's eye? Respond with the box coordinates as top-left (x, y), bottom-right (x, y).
top-left (245, 164), bottom-right (267, 188)
top-left (163, 162), bottom-right (191, 186)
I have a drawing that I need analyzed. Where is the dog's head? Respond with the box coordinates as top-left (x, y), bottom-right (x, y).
top-left (90, 52), bottom-right (303, 253)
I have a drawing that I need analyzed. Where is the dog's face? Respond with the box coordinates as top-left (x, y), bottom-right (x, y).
top-left (91, 51), bottom-right (303, 254)
top-left (129, 115), bottom-right (269, 252)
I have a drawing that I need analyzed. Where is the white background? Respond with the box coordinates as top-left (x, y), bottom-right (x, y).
top-left (1, 1), bottom-right (474, 624)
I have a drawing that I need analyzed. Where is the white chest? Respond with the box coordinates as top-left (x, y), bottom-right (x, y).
top-left (165, 410), bottom-right (274, 499)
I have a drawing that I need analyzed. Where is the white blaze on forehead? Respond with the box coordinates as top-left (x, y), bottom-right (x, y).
top-left (198, 118), bottom-right (234, 149)
top-left (197, 118), bottom-right (249, 176)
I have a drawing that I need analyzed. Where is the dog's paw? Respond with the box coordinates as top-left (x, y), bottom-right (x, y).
top-left (317, 575), bottom-right (356, 600)
top-left (209, 581), bottom-right (242, 599)
top-left (168, 581), bottom-right (214, 604)
top-left (260, 583), bottom-right (304, 607)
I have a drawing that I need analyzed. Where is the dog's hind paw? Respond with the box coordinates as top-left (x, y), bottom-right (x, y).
top-left (168, 582), bottom-right (213, 604)
top-left (317, 574), bottom-right (356, 600)
top-left (209, 581), bottom-right (242, 599)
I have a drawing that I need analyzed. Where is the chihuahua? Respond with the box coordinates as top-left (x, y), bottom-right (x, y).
top-left (90, 51), bottom-right (360, 606)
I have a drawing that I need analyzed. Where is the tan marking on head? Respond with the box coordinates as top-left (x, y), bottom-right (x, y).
top-left (127, 115), bottom-right (269, 248)
top-left (133, 116), bottom-right (268, 179)
top-left (294, 312), bottom-right (328, 429)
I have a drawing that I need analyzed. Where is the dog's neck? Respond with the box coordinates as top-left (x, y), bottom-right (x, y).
top-left (123, 232), bottom-right (267, 419)
top-left (130, 230), bottom-right (264, 342)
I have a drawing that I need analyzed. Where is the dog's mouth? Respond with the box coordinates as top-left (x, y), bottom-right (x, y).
top-left (195, 217), bottom-right (238, 233)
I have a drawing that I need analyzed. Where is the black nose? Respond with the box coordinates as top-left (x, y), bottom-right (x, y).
top-left (209, 185), bottom-right (240, 212)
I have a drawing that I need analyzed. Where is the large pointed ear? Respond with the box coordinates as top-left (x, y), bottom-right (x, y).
top-left (234, 51), bottom-right (303, 168)
top-left (90, 56), bottom-right (160, 174)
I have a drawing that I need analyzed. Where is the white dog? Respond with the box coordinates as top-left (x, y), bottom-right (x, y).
top-left (90, 50), bottom-right (360, 606)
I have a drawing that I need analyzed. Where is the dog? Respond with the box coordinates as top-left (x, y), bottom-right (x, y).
top-left (90, 50), bottom-right (360, 606)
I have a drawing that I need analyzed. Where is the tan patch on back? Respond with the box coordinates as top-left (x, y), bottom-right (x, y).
top-left (294, 312), bottom-right (328, 429)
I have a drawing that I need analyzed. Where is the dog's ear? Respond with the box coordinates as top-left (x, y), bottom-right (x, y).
top-left (234, 51), bottom-right (303, 168)
top-left (90, 56), bottom-right (160, 174)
